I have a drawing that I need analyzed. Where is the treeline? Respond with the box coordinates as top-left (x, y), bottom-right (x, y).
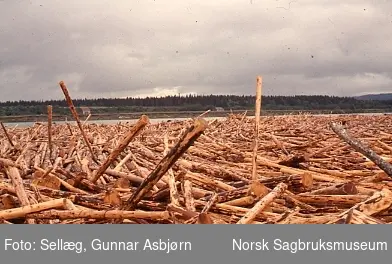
top-left (0, 95), bottom-right (391, 116)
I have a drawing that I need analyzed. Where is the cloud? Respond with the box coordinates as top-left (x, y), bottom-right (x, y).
top-left (0, 0), bottom-right (392, 101)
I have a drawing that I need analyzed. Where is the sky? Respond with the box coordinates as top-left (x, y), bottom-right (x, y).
top-left (0, 0), bottom-right (392, 102)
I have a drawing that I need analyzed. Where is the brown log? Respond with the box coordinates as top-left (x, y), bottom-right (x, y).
top-left (5, 166), bottom-right (35, 224)
top-left (206, 187), bottom-right (248, 203)
top-left (278, 155), bottom-right (306, 168)
top-left (251, 76), bottom-right (262, 180)
top-left (201, 192), bottom-right (218, 214)
top-left (183, 170), bottom-right (235, 192)
top-left (183, 180), bottom-right (196, 211)
top-left (122, 118), bottom-right (208, 211)
top-left (194, 201), bottom-right (279, 222)
top-left (307, 141), bottom-right (341, 158)
top-left (329, 209), bottom-right (386, 224)
top-left (1, 122), bottom-right (15, 148)
top-left (330, 122), bottom-right (392, 177)
top-left (0, 198), bottom-right (66, 220)
top-left (307, 182), bottom-right (358, 195)
top-left (164, 133), bottom-right (180, 206)
top-left (167, 203), bottom-right (198, 220)
top-left (27, 209), bottom-right (170, 220)
top-left (282, 192), bottom-right (316, 211)
top-left (55, 168), bottom-right (104, 193)
top-left (92, 115), bottom-right (149, 183)
top-left (1, 194), bottom-right (18, 209)
top-left (222, 196), bottom-right (255, 207)
top-left (359, 188), bottom-right (392, 215)
top-left (90, 167), bottom-right (157, 188)
top-left (295, 194), bottom-right (368, 208)
top-left (0, 158), bottom-right (22, 170)
top-left (197, 213), bottom-right (214, 224)
top-left (59, 81), bottom-right (99, 164)
top-left (47, 105), bottom-right (53, 162)
top-left (237, 183), bottom-right (288, 224)
top-left (204, 174), bottom-right (311, 204)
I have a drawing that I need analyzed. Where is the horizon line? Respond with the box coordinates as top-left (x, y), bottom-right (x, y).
top-left (0, 93), bottom-right (374, 104)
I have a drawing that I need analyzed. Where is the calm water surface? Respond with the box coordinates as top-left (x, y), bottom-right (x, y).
top-left (3, 112), bottom-right (391, 128)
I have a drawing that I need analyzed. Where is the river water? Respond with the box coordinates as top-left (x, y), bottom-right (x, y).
top-left (3, 112), bottom-right (391, 128)
top-left (3, 116), bottom-right (226, 128)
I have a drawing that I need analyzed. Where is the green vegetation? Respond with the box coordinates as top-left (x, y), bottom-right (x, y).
top-left (0, 95), bottom-right (391, 118)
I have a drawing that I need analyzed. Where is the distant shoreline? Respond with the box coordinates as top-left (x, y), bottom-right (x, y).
top-left (1, 109), bottom-right (390, 126)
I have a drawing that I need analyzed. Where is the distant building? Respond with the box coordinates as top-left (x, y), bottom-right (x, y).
top-left (80, 106), bottom-right (91, 115)
top-left (215, 107), bottom-right (225, 112)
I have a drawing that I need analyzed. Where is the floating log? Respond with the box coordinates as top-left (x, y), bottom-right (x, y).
top-left (122, 118), bottom-right (208, 211)
top-left (330, 122), bottom-right (392, 177)
top-left (1, 97), bottom-right (392, 224)
top-left (92, 115), bottom-right (149, 183)
top-left (237, 183), bottom-right (287, 224)
top-left (0, 198), bottom-right (66, 220)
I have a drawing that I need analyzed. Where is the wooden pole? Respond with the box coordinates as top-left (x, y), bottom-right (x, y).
top-left (91, 115), bottom-right (149, 183)
top-left (59, 81), bottom-right (99, 165)
top-left (47, 105), bottom-right (53, 162)
top-left (252, 76), bottom-right (262, 180)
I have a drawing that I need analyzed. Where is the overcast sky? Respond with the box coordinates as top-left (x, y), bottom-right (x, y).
top-left (0, 0), bottom-right (391, 102)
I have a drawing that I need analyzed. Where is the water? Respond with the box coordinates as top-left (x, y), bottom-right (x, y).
top-left (3, 116), bottom-right (227, 128)
top-left (3, 112), bottom-right (390, 128)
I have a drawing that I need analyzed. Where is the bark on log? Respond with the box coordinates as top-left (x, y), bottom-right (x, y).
top-left (330, 122), bottom-right (392, 177)
top-left (59, 81), bottom-right (99, 164)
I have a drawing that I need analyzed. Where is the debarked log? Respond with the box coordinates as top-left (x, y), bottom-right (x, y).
top-left (27, 209), bottom-right (170, 221)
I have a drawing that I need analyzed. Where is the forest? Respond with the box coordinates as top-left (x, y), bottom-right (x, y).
top-left (0, 94), bottom-right (391, 116)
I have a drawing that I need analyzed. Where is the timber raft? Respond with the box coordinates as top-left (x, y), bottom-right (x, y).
top-left (0, 81), bottom-right (392, 224)
top-left (1, 113), bottom-right (392, 224)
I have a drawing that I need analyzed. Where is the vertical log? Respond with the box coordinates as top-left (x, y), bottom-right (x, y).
top-left (47, 105), bottom-right (53, 163)
top-left (252, 76), bottom-right (262, 180)
top-left (59, 81), bottom-right (99, 164)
